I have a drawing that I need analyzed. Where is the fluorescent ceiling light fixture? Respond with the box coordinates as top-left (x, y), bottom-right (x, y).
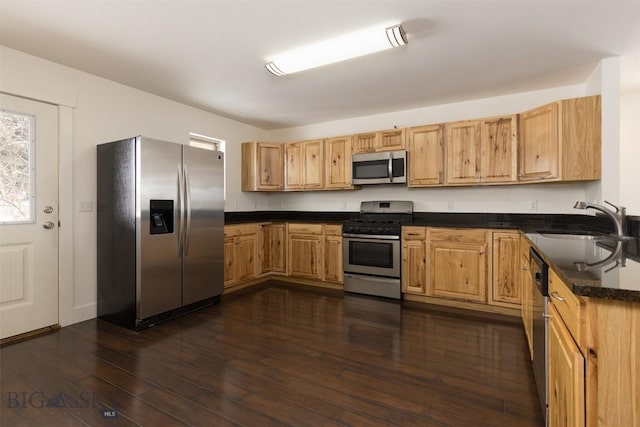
top-left (265, 24), bottom-right (407, 76)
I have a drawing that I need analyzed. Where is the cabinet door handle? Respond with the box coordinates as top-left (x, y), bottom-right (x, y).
top-left (551, 292), bottom-right (565, 302)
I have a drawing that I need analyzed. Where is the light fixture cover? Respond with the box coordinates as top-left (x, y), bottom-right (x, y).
top-left (265, 24), bottom-right (407, 76)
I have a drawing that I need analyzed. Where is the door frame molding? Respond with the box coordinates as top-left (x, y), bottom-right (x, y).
top-left (57, 105), bottom-right (75, 327)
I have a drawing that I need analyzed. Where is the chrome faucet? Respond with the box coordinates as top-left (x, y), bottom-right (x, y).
top-left (573, 200), bottom-right (627, 238)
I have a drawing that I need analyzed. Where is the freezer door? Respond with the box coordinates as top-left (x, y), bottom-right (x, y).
top-left (138, 137), bottom-right (183, 319)
top-left (182, 145), bottom-right (225, 305)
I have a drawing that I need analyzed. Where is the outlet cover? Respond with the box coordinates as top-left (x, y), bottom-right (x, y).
top-left (528, 200), bottom-right (538, 211)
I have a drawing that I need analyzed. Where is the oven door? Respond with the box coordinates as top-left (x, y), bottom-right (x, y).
top-left (343, 234), bottom-right (401, 278)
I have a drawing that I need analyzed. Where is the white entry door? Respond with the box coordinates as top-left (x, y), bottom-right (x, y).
top-left (0, 94), bottom-right (59, 340)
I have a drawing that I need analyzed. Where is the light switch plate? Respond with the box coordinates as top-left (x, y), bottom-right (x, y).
top-left (78, 200), bottom-right (93, 212)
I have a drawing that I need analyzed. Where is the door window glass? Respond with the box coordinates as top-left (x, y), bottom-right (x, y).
top-left (0, 110), bottom-right (35, 223)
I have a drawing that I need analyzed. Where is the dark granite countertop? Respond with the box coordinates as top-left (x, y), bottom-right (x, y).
top-left (225, 210), bottom-right (640, 302)
top-left (526, 232), bottom-right (640, 303)
top-left (225, 211), bottom-right (622, 233)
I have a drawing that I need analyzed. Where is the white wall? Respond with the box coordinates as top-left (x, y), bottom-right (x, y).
top-left (620, 90), bottom-right (640, 215)
top-left (1, 46), bottom-right (266, 325)
top-left (262, 84), bottom-right (597, 214)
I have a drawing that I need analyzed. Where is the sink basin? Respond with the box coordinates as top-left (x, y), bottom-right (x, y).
top-left (537, 230), bottom-right (634, 241)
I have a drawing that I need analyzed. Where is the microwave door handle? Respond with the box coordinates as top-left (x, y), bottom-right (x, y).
top-left (388, 152), bottom-right (393, 183)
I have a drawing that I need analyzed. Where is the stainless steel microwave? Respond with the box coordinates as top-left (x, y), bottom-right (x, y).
top-left (352, 150), bottom-right (407, 185)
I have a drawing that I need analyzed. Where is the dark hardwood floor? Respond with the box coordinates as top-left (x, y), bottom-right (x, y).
top-left (0, 282), bottom-right (543, 426)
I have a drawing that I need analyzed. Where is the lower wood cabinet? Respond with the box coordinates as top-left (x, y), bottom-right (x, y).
top-left (490, 231), bottom-right (521, 308)
top-left (546, 266), bottom-right (640, 426)
top-left (428, 228), bottom-right (488, 303)
top-left (287, 223), bottom-right (324, 279)
top-left (259, 222), bottom-right (286, 275)
top-left (520, 235), bottom-right (533, 357)
top-left (548, 303), bottom-right (585, 427)
top-left (402, 227), bottom-right (427, 294)
top-left (224, 224), bottom-right (259, 288)
top-left (323, 225), bottom-right (343, 283)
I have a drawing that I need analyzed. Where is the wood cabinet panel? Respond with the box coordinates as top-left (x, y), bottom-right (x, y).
top-left (325, 136), bottom-right (352, 189)
top-left (241, 142), bottom-right (283, 191)
top-left (223, 236), bottom-right (235, 287)
top-left (352, 128), bottom-right (405, 153)
top-left (548, 304), bottom-right (585, 427)
top-left (428, 228), bottom-right (488, 303)
top-left (259, 223), bottom-right (287, 275)
top-left (303, 139), bottom-right (324, 189)
top-left (481, 115), bottom-right (518, 183)
top-left (517, 95), bottom-right (600, 183)
top-left (402, 238), bottom-right (427, 294)
top-left (561, 95), bottom-right (601, 181)
top-left (429, 228), bottom-right (487, 244)
top-left (407, 124), bottom-right (444, 186)
top-left (270, 223), bottom-right (287, 274)
top-left (446, 120), bottom-right (482, 184)
top-left (520, 234), bottom-right (533, 357)
top-left (285, 140), bottom-right (324, 190)
top-left (284, 142), bottom-right (303, 189)
top-left (288, 233), bottom-right (323, 279)
top-left (379, 128), bottom-right (406, 151)
top-left (353, 132), bottom-right (377, 153)
top-left (490, 231), bottom-right (521, 308)
top-left (549, 268), bottom-right (584, 347)
top-left (519, 102), bottom-right (560, 181)
top-left (224, 224), bottom-right (258, 288)
top-left (324, 233), bottom-right (343, 283)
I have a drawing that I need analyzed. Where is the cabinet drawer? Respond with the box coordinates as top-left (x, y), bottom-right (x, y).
top-left (428, 228), bottom-right (487, 244)
top-left (288, 223), bottom-right (323, 235)
top-left (224, 223), bottom-right (258, 237)
top-left (549, 269), bottom-right (584, 347)
top-left (402, 226), bottom-right (427, 240)
top-left (324, 224), bottom-right (342, 236)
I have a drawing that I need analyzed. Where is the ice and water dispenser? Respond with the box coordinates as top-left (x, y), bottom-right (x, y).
top-left (149, 199), bottom-right (173, 235)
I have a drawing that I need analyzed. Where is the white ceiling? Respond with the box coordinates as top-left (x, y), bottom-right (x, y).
top-left (1, 0), bottom-right (639, 130)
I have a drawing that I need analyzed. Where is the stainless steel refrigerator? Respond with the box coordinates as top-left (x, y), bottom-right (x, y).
top-left (97, 136), bottom-right (224, 330)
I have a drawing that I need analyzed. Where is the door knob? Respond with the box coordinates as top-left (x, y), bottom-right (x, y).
top-left (42, 221), bottom-right (56, 230)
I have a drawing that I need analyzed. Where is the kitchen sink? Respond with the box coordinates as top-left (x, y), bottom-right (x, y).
top-left (537, 230), bottom-right (634, 241)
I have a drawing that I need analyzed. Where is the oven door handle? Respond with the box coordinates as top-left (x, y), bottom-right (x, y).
top-left (343, 233), bottom-right (400, 240)
top-left (344, 273), bottom-right (399, 284)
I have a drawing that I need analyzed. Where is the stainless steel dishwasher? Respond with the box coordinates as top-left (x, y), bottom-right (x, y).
top-left (530, 247), bottom-right (549, 426)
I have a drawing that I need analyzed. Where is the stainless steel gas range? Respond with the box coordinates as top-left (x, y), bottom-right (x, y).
top-left (342, 201), bottom-right (413, 299)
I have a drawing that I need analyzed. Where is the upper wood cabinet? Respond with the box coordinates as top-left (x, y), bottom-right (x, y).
top-left (352, 128), bottom-right (406, 154)
top-left (407, 124), bottom-right (444, 187)
top-left (445, 115), bottom-right (518, 185)
top-left (427, 228), bottom-right (488, 303)
top-left (481, 116), bottom-right (518, 183)
top-left (490, 231), bottom-right (521, 308)
top-left (241, 142), bottom-right (283, 191)
top-left (285, 139), bottom-right (325, 190)
top-left (325, 136), bottom-right (352, 189)
top-left (446, 120), bottom-right (482, 184)
top-left (519, 95), bottom-right (601, 183)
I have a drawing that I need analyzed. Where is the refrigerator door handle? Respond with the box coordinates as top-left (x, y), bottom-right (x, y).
top-left (184, 164), bottom-right (192, 256)
top-left (177, 164), bottom-right (184, 257)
